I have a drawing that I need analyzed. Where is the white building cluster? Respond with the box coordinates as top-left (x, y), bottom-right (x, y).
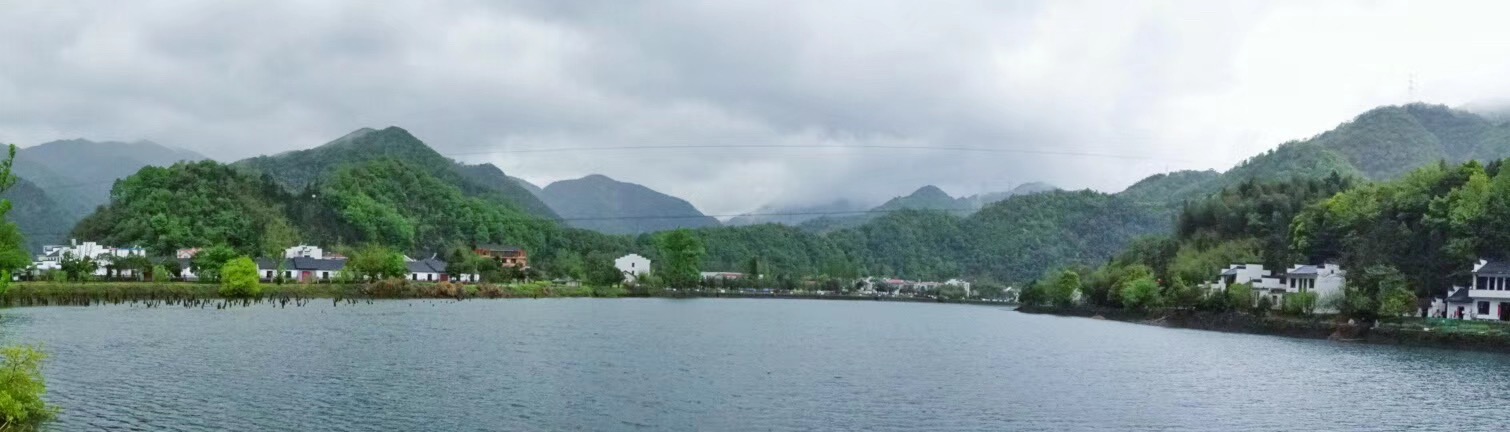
top-left (1206, 263), bottom-right (1347, 313)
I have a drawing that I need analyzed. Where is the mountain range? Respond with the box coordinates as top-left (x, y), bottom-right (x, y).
top-left (12, 102), bottom-right (1510, 284)
top-left (5, 139), bottom-right (206, 250)
top-left (533, 174), bottom-right (721, 235)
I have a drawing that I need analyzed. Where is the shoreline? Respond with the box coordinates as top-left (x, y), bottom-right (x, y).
top-left (1015, 305), bottom-right (1510, 354)
top-left (0, 282), bottom-right (1015, 308)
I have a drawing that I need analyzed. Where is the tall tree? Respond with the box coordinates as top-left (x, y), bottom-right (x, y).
top-left (656, 229), bottom-right (705, 288)
top-left (0, 145), bottom-right (30, 283)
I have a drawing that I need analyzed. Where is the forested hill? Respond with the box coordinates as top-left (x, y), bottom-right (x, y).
top-left (2, 177), bottom-right (69, 252)
top-left (539, 175), bottom-right (721, 235)
top-left (232, 127), bottom-right (559, 220)
top-left (797, 183), bottom-right (1058, 232)
top-left (6, 139), bottom-right (206, 251)
top-left (1121, 103), bottom-right (1510, 207)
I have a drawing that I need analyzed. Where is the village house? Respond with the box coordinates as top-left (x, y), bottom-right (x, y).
top-left (614, 254), bottom-right (651, 282)
top-left (475, 244), bottom-right (528, 268)
top-left (1283, 264), bottom-right (1346, 313)
top-left (32, 240), bottom-right (147, 278)
top-left (944, 278), bottom-right (973, 297)
top-left (256, 257), bottom-right (348, 283)
top-left (1457, 260), bottom-right (1510, 321)
top-left (1209, 263), bottom-right (1345, 310)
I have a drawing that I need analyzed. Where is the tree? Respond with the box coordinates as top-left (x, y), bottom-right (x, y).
top-left (192, 245), bottom-right (239, 282)
top-left (1378, 286), bottom-right (1417, 319)
top-left (219, 257), bottom-right (262, 298)
top-left (1285, 291), bottom-right (1319, 316)
top-left (0, 145), bottom-right (30, 290)
top-left (1225, 283), bottom-right (1254, 312)
top-left (1049, 270), bottom-right (1081, 308)
top-left (656, 230), bottom-right (705, 288)
top-left (584, 253), bottom-right (625, 287)
top-left (347, 245), bottom-right (408, 281)
top-left (0, 345), bottom-right (55, 430)
top-left (445, 248), bottom-right (478, 281)
top-left (1119, 276), bottom-right (1161, 311)
top-left (58, 252), bottom-right (98, 282)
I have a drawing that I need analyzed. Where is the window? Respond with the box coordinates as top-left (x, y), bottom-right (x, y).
top-left (1479, 301), bottom-right (1491, 315)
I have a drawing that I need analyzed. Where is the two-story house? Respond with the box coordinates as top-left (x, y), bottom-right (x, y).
top-left (475, 244), bottom-right (528, 268)
top-left (1466, 260), bottom-right (1510, 321)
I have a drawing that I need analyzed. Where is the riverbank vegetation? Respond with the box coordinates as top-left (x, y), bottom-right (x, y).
top-left (0, 145), bottom-right (56, 430)
top-left (1024, 158), bottom-right (1510, 326)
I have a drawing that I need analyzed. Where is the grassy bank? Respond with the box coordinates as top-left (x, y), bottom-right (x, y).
top-left (1017, 305), bottom-right (1510, 354)
top-left (0, 280), bottom-right (625, 307)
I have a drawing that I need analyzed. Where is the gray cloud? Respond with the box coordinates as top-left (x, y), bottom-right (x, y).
top-left (4, 1), bottom-right (1510, 215)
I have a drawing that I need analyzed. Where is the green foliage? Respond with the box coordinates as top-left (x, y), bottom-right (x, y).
top-left (58, 253), bottom-right (97, 282)
top-left (0, 345), bottom-right (55, 429)
top-left (655, 229), bottom-right (705, 288)
top-left (347, 245), bottom-right (408, 281)
top-left (0, 145), bottom-right (31, 274)
top-left (1284, 291), bottom-right (1319, 316)
top-left (1049, 270), bottom-right (1081, 308)
top-left (1119, 276), bottom-right (1161, 310)
top-left (234, 126), bottom-right (557, 219)
top-left (1378, 286), bottom-right (1417, 319)
top-left (584, 252), bottom-right (625, 287)
top-left (218, 257), bottom-right (261, 298)
top-left (70, 161), bottom-right (296, 256)
top-left (191, 245), bottom-right (238, 283)
top-left (1226, 283), bottom-right (1254, 312)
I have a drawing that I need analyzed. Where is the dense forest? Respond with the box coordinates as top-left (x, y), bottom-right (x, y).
top-left (1026, 158), bottom-right (1510, 320)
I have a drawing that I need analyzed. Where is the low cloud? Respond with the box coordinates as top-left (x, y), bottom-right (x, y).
top-left (4, 1), bottom-right (1510, 215)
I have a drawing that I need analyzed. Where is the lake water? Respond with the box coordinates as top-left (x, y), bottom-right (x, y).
top-left (2, 298), bottom-right (1507, 431)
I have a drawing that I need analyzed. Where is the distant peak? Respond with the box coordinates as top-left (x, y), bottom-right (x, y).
top-left (910, 185), bottom-right (951, 198)
top-left (580, 174), bottom-right (616, 182)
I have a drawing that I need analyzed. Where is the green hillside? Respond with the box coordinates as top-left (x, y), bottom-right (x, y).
top-left (234, 127), bottom-right (558, 220)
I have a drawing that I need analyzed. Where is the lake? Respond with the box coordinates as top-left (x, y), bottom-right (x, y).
top-left (2, 298), bottom-right (1506, 431)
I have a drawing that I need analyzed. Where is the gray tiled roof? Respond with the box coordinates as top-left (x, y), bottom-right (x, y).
top-left (404, 259), bottom-right (451, 274)
top-left (1287, 265), bottom-right (1318, 276)
top-left (1478, 261), bottom-right (1510, 275)
top-left (1447, 287), bottom-right (1473, 302)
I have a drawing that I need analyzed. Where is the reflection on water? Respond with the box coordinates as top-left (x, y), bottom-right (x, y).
top-left (2, 298), bottom-right (1505, 431)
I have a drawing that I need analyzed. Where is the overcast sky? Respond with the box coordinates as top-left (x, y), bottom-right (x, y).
top-left (5, 1), bottom-right (1510, 216)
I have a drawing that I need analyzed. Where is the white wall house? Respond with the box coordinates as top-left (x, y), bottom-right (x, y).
top-left (615, 254), bottom-right (651, 282)
top-left (945, 278), bottom-right (973, 298)
top-left (32, 240), bottom-right (146, 277)
top-left (1466, 260), bottom-right (1510, 321)
top-left (284, 245), bottom-right (324, 259)
top-left (1209, 264), bottom-right (1293, 309)
top-left (1283, 264), bottom-right (1346, 313)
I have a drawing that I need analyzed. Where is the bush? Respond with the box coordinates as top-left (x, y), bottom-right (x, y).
top-left (1285, 291), bottom-right (1319, 316)
top-left (218, 257), bottom-right (261, 298)
top-left (1119, 277), bottom-right (1161, 310)
top-left (0, 345), bottom-right (56, 429)
top-left (1225, 283), bottom-right (1254, 312)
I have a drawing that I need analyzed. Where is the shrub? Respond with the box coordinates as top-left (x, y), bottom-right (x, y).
top-left (1119, 277), bottom-right (1161, 310)
top-left (218, 257), bottom-right (262, 298)
top-left (0, 345), bottom-right (56, 429)
top-left (1285, 291), bottom-right (1319, 316)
